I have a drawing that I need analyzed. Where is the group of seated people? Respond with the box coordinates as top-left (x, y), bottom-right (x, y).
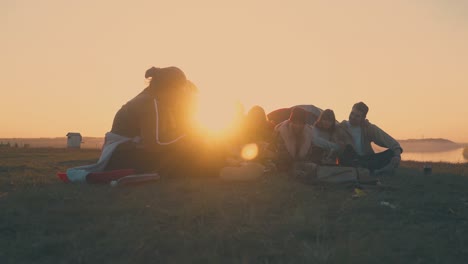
top-left (270, 105), bottom-right (402, 176)
top-left (95, 66), bottom-right (403, 179)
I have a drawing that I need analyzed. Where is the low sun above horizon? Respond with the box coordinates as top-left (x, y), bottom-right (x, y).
top-left (195, 92), bottom-right (242, 136)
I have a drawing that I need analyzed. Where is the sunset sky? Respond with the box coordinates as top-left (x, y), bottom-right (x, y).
top-left (2, 0), bottom-right (468, 142)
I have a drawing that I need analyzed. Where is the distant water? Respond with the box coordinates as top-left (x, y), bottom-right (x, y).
top-left (401, 148), bottom-right (468, 163)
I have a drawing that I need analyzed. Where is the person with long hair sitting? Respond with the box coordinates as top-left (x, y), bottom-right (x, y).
top-left (310, 109), bottom-right (350, 165)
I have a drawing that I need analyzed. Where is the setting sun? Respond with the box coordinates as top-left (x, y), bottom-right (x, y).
top-left (195, 92), bottom-right (242, 135)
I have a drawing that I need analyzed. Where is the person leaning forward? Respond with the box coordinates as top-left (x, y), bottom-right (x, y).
top-left (66, 66), bottom-right (225, 182)
top-left (104, 67), bottom-right (190, 172)
top-left (106, 66), bottom-right (224, 175)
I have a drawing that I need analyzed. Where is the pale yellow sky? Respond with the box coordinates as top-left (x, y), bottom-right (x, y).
top-left (2, 0), bottom-right (468, 142)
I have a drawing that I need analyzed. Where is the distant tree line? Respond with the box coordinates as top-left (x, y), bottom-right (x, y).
top-left (0, 142), bottom-right (30, 148)
top-left (0, 137), bottom-right (103, 149)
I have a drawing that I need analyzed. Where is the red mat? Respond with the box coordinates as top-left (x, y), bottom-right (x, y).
top-left (57, 172), bottom-right (69, 183)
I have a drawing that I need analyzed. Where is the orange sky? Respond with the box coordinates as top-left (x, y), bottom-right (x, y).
top-left (2, 0), bottom-right (468, 142)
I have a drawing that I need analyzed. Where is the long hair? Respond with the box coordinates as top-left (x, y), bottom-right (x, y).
top-left (246, 105), bottom-right (267, 125)
top-left (243, 105), bottom-right (273, 143)
top-left (314, 109), bottom-right (336, 132)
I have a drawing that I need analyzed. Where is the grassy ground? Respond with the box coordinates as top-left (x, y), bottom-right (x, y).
top-left (1, 148), bottom-right (468, 264)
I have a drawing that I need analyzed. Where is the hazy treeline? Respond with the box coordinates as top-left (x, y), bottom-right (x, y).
top-left (0, 137), bottom-right (104, 149)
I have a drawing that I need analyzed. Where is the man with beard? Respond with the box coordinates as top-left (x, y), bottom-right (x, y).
top-left (339, 102), bottom-right (403, 175)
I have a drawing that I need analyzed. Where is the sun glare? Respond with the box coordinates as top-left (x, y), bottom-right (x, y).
top-left (195, 93), bottom-right (240, 135)
top-left (241, 143), bottom-right (259, 160)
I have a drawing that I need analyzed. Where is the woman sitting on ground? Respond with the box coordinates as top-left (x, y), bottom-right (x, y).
top-left (226, 105), bottom-right (275, 164)
top-left (311, 109), bottom-right (350, 165)
top-left (241, 106), bottom-right (274, 144)
top-left (241, 105), bottom-right (275, 160)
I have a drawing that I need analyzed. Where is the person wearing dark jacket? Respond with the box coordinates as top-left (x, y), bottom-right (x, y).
top-left (106, 66), bottom-right (222, 175)
top-left (105, 66), bottom-right (190, 172)
top-left (66, 66), bottom-right (224, 182)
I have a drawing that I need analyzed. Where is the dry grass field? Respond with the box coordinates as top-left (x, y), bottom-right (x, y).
top-left (1, 148), bottom-right (467, 263)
